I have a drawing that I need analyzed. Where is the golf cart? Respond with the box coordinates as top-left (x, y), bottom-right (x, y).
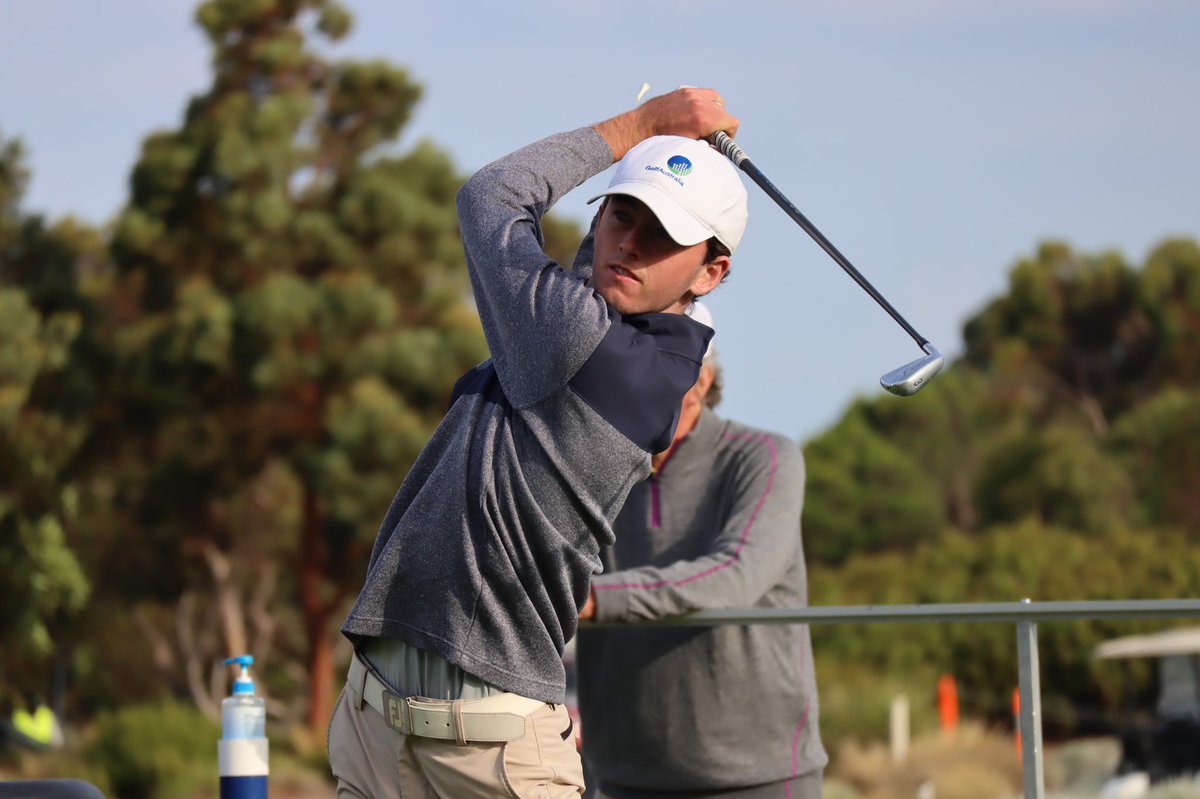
top-left (1095, 626), bottom-right (1200, 783)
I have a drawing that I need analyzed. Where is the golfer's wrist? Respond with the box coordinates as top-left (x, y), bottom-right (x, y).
top-left (594, 111), bottom-right (650, 163)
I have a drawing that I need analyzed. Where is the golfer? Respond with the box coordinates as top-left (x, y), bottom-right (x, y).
top-left (577, 305), bottom-right (828, 798)
top-left (328, 87), bottom-right (749, 798)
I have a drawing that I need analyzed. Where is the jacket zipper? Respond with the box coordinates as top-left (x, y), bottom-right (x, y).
top-left (649, 438), bottom-right (683, 531)
top-left (650, 476), bottom-right (662, 529)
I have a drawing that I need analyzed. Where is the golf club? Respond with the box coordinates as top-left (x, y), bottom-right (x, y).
top-left (707, 131), bottom-right (944, 396)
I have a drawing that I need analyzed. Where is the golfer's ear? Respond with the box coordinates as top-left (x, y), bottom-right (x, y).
top-left (691, 255), bottom-right (730, 298)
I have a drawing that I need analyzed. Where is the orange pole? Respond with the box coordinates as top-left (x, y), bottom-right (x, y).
top-left (937, 674), bottom-right (959, 741)
top-left (1012, 687), bottom-right (1022, 755)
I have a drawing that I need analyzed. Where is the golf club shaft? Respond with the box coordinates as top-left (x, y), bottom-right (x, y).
top-left (709, 131), bottom-right (930, 350)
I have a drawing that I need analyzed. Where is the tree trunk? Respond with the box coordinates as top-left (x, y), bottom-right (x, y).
top-left (203, 541), bottom-right (249, 661)
top-left (176, 591), bottom-right (221, 721)
top-left (299, 483), bottom-right (335, 740)
top-left (306, 608), bottom-right (334, 739)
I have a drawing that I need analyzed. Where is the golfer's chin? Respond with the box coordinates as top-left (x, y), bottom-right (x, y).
top-left (595, 278), bottom-right (686, 318)
top-left (595, 281), bottom-right (644, 317)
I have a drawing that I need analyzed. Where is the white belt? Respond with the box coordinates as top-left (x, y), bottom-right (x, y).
top-left (348, 650), bottom-right (543, 744)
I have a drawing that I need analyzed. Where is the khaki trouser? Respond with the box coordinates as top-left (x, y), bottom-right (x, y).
top-left (328, 670), bottom-right (585, 799)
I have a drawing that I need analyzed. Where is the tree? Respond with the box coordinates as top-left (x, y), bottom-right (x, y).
top-left (963, 242), bottom-right (1154, 434)
top-left (0, 290), bottom-right (89, 675)
top-left (811, 521), bottom-right (1200, 732)
top-left (803, 407), bottom-right (946, 563)
top-left (848, 367), bottom-right (1026, 533)
top-left (1110, 388), bottom-right (1200, 531)
top-left (802, 366), bottom-right (1032, 561)
top-left (106, 0), bottom-right (489, 738)
top-left (1137, 239), bottom-right (1200, 389)
top-left (805, 237), bottom-right (1200, 739)
top-left (973, 423), bottom-right (1134, 534)
top-left (0, 133), bottom-right (100, 701)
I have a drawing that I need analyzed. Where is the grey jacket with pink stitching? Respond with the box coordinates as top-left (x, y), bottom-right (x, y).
top-left (340, 127), bottom-right (712, 704)
top-left (577, 407), bottom-right (827, 791)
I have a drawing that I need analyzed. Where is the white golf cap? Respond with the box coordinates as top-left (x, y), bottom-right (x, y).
top-left (686, 300), bottom-right (717, 360)
top-left (588, 135), bottom-right (749, 254)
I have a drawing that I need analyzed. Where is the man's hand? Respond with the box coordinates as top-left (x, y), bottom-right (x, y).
top-left (579, 589), bottom-right (597, 622)
top-left (594, 87), bottom-right (740, 162)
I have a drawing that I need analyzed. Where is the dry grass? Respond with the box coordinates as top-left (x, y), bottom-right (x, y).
top-left (828, 726), bottom-right (1200, 799)
top-left (1143, 780), bottom-right (1200, 799)
top-left (831, 723), bottom-right (1023, 799)
top-left (1043, 737), bottom-right (1120, 795)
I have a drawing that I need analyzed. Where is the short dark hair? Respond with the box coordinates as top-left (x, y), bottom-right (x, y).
top-left (706, 237), bottom-right (732, 285)
top-left (705, 237), bottom-right (731, 264)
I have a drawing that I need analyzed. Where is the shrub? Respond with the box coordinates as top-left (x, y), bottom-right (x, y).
top-left (814, 656), bottom-right (937, 759)
top-left (3, 747), bottom-right (112, 796)
top-left (90, 702), bottom-right (219, 799)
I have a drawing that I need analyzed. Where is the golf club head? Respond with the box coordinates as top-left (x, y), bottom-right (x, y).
top-left (880, 344), bottom-right (944, 396)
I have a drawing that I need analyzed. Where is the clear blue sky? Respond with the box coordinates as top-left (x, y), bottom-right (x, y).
top-left (3, 1), bottom-right (1198, 442)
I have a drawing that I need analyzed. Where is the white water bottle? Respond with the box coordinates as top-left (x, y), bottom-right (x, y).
top-left (219, 655), bottom-right (268, 799)
top-left (221, 656), bottom-right (266, 739)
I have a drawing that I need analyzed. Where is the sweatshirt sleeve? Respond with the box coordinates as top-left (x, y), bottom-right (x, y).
top-left (569, 214), bottom-right (598, 283)
top-left (455, 128), bottom-right (614, 409)
top-left (590, 435), bottom-right (805, 622)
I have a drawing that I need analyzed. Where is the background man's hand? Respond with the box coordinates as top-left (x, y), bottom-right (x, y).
top-left (579, 589), bottom-right (597, 622)
top-left (595, 87), bottom-right (739, 162)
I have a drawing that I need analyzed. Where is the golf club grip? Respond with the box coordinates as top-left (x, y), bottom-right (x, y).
top-left (708, 131), bottom-right (747, 167)
top-left (708, 134), bottom-right (929, 349)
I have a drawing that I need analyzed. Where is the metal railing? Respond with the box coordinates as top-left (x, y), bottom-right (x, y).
top-left (605, 598), bottom-right (1200, 799)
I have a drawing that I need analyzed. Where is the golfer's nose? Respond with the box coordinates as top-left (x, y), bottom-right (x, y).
top-left (617, 229), bottom-right (641, 260)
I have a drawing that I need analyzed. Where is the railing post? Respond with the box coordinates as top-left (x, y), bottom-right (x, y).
top-left (1016, 611), bottom-right (1046, 799)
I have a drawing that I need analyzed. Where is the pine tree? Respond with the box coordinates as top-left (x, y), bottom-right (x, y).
top-left (108, 0), bottom-right (488, 737)
top-left (0, 133), bottom-right (99, 698)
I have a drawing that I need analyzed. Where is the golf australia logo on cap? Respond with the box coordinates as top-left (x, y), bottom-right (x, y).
top-left (667, 155), bottom-right (693, 177)
top-left (643, 151), bottom-right (693, 187)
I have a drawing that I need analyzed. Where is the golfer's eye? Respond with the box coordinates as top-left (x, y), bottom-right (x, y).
top-left (613, 210), bottom-right (633, 224)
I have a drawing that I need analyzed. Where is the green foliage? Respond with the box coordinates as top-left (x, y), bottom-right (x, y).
top-left (6, 0), bottom-right (1197, 759)
top-left (963, 242), bottom-right (1152, 426)
top-left (107, 0), bottom-right (487, 540)
top-left (0, 133), bottom-right (103, 692)
top-left (804, 408), bottom-right (946, 563)
top-left (807, 238), bottom-right (1200, 565)
top-left (814, 655), bottom-right (937, 757)
top-left (959, 239), bottom-right (1200, 439)
top-left (0, 512), bottom-right (89, 657)
top-left (812, 522), bottom-right (1200, 731)
top-left (4, 0), bottom-right (581, 735)
top-left (542, 212), bottom-right (583, 269)
top-left (91, 702), bottom-right (219, 799)
top-left (0, 134), bottom-right (29, 214)
top-left (0, 288), bottom-right (43, 420)
top-left (800, 238), bottom-right (1200, 739)
top-left (1110, 388), bottom-right (1200, 529)
top-left (5, 745), bottom-right (114, 797)
top-left (973, 423), bottom-right (1134, 533)
top-left (94, 0), bottom-right (517, 736)
top-left (1137, 239), bottom-right (1200, 388)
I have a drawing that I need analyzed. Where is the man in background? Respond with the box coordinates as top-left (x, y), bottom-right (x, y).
top-left (577, 303), bottom-right (827, 798)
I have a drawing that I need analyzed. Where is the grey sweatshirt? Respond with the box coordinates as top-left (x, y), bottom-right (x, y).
top-left (340, 127), bottom-right (713, 703)
top-left (577, 408), bottom-right (828, 791)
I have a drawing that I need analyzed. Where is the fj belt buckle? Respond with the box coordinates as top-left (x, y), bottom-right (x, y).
top-left (381, 689), bottom-right (410, 734)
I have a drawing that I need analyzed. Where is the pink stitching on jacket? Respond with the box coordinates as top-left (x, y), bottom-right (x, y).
top-left (785, 702), bottom-right (811, 799)
top-left (594, 432), bottom-right (777, 591)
